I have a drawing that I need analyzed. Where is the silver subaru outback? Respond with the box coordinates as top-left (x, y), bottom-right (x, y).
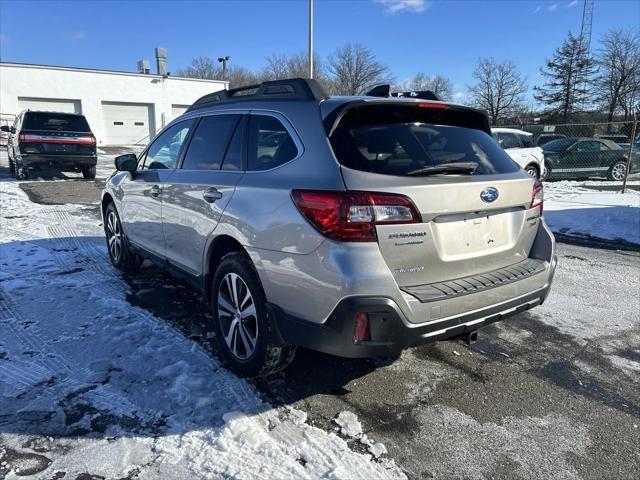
top-left (102, 78), bottom-right (556, 377)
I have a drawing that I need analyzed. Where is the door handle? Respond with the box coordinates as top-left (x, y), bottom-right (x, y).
top-left (202, 188), bottom-right (223, 203)
top-left (150, 185), bottom-right (162, 197)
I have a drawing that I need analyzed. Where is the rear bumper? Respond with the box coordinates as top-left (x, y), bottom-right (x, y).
top-left (269, 261), bottom-right (555, 359)
top-left (21, 154), bottom-right (97, 170)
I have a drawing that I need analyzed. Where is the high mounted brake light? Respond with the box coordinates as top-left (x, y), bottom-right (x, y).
top-left (417, 102), bottom-right (449, 109)
top-left (291, 190), bottom-right (421, 242)
top-left (530, 180), bottom-right (543, 214)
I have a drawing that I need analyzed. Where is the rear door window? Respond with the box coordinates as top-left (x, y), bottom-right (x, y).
top-left (221, 116), bottom-right (247, 171)
top-left (24, 113), bottom-right (91, 132)
top-left (517, 134), bottom-right (535, 148)
top-left (248, 115), bottom-right (298, 171)
top-left (497, 132), bottom-right (521, 149)
top-left (181, 114), bottom-right (241, 170)
top-left (330, 105), bottom-right (519, 176)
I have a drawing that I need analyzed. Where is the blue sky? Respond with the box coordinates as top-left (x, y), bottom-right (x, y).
top-left (1, 0), bottom-right (638, 101)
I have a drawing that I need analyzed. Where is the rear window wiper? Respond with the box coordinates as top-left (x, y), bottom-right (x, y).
top-left (407, 162), bottom-right (478, 176)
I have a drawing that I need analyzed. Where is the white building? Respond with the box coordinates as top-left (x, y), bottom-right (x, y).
top-left (0, 61), bottom-right (228, 146)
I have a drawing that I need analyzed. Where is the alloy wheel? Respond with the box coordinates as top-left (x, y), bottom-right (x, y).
top-left (217, 272), bottom-right (258, 360)
top-left (611, 162), bottom-right (627, 181)
top-left (106, 211), bottom-right (122, 262)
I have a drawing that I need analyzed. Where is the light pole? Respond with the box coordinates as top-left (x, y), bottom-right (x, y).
top-left (308, 0), bottom-right (313, 78)
top-left (218, 56), bottom-right (230, 81)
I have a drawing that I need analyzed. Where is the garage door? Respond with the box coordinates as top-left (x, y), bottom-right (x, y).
top-left (171, 104), bottom-right (190, 120)
top-left (18, 97), bottom-right (81, 114)
top-left (101, 102), bottom-right (154, 146)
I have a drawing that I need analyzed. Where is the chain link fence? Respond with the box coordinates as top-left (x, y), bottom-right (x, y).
top-left (498, 120), bottom-right (639, 187)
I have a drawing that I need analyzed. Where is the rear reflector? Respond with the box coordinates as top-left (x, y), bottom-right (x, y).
top-left (354, 312), bottom-right (371, 343)
top-left (530, 180), bottom-right (543, 214)
top-left (19, 133), bottom-right (96, 145)
top-left (291, 190), bottom-right (421, 242)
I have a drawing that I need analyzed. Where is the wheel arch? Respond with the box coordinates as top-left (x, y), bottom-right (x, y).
top-left (204, 235), bottom-right (250, 302)
top-left (101, 192), bottom-right (114, 218)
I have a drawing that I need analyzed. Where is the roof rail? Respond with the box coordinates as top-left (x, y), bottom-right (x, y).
top-left (186, 78), bottom-right (328, 112)
top-left (365, 84), bottom-right (441, 102)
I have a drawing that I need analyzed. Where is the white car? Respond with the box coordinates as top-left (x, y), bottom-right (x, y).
top-left (492, 128), bottom-right (545, 179)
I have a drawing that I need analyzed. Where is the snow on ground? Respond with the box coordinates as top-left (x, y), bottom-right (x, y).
top-left (0, 180), bottom-right (404, 479)
top-left (544, 181), bottom-right (640, 245)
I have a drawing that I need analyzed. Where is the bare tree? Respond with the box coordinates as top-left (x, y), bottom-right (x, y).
top-left (395, 73), bottom-right (453, 100)
top-left (226, 66), bottom-right (261, 89)
top-left (176, 56), bottom-right (220, 79)
top-left (595, 28), bottom-right (640, 122)
top-left (533, 32), bottom-right (595, 121)
top-left (326, 43), bottom-right (394, 95)
top-left (467, 58), bottom-right (528, 125)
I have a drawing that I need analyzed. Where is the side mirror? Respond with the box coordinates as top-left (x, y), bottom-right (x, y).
top-left (115, 154), bottom-right (138, 173)
top-left (0, 125), bottom-right (13, 133)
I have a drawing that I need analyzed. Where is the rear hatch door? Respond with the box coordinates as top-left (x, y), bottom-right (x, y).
top-left (21, 112), bottom-right (95, 156)
top-left (328, 101), bottom-right (541, 287)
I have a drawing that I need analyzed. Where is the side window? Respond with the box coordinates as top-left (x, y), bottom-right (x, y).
top-left (574, 141), bottom-right (599, 153)
top-left (598, 142), bottom-right (611, 151)
top-left (248, 115), bottom-right (298, 171)
top-left (221, 116), bottom-right (247, 171)
top-left (498, 132), bottom-right (521, 150)
top-left (142, 120), bottom-right (194, 170)
top-left (518, 134), bottom-right (535, 148)
top-left (181, 114), bottom-right (240, 170)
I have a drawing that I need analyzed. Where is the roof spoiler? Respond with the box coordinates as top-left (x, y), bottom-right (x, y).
top-left (186, 78), bottom-right (328, 112)
top-left (365, 84), bottom-right (441, 101)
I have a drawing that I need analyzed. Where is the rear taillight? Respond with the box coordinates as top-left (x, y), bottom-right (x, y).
top-left (18, 133), bottom-right (96, 144)
top-left (291, 190), bottom-right (421, 242)
top-left (530, 180), bottom-right (543, 214)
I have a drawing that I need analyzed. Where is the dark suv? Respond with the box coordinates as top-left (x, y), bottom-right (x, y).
top-left (2, 110), bottom-right (97, 179)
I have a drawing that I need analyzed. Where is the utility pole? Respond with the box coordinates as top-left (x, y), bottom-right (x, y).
top-left (308, 0), bottom-right (313, 78)
top-left (218, 56), bottom-right (230, 81)
top-left (622, 111), bottom-right (637, 194)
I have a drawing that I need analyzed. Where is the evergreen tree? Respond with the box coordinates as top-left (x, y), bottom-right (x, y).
top-left (534, 32), bottom-right (595, 121)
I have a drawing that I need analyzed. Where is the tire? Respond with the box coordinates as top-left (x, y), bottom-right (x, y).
top-left (211, 252), bottom-right (296, 377)
top-left (608, 160), bottom-right (627, 181)
top-left (15, 161), bottom-right (28, 180)
top-left (82, 166), bottom-right (96, 180)
top-left (525, 164), bottom-right (539, 179)
top-left (104, 202), bottom-right (143, 274)
top-left (8, 156), bottom-right (15, 175)
top-left (541, 162), bottom-right (552, 181)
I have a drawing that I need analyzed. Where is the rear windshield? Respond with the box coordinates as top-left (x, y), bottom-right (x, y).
top-left (329, 105), bottom-right (519, 176)
top-left (24, 113), bottom-right (91, 132)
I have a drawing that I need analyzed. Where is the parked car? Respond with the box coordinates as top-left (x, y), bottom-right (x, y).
top-left (542, 137), bottom-right (638, 181)
top-left (595, 133), bottom-right (629, 146)
top-left (102, 78), bottom-right (557, 377)
top-left (491, 128), bottom-right (545, 178)
top-left (1, 110), bottom-right (97, 179)
top-left (536, 133), bottom-right (566, 146)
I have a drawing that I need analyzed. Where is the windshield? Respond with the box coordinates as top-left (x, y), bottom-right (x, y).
top-left (329, 106), bottom-right (519, 176)
top-left (24, 113), bottom-right (91, 132)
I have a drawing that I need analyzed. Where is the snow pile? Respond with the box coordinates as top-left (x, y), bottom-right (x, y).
top-left (334, 411), bottom-right (389, 459)
top-left (0, 181), bottom-right (405, 479)
top-left (544, 182), bottom-right (640, 245)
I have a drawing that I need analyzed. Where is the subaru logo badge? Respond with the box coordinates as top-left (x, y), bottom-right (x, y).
top-left (480, 187), bottom-right (499, 203)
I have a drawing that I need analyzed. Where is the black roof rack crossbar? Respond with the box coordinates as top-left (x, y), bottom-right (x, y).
top-left (186, 78), bottom-right (328, 112)
top-left (365, 84), bottom-right (441, 102)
